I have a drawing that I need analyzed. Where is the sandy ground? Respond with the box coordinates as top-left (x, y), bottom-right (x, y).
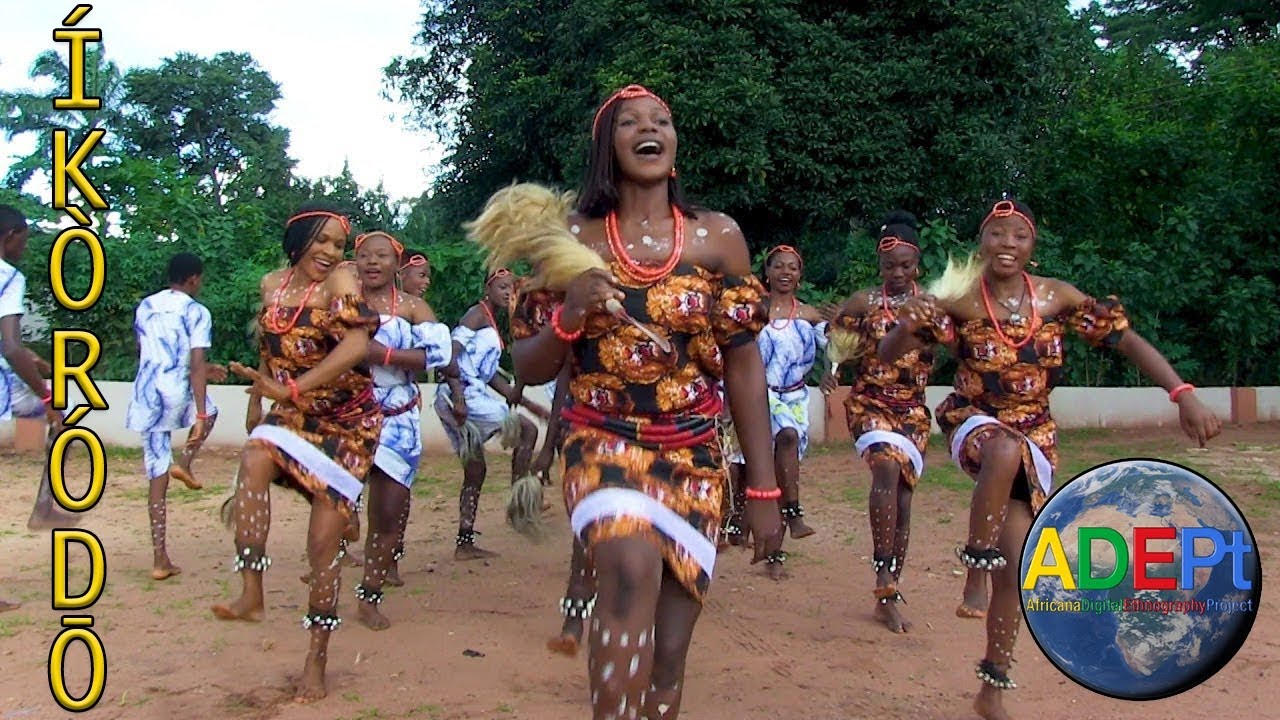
top-left (0, 422), bottom-right (1276, 720)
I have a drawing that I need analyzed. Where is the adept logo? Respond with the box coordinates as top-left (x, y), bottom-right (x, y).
top-left (1019, 459), bottom-right (1262, 702)
top-left (1024, 525), bottom-right (1256, 593)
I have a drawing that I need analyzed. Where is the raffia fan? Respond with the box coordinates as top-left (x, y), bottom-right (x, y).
top-left (927, 252), bottom-right (985, 303)
top-left (826, 326), bottom-right (865, 368)
top-left (463, 182), bottom-right (607, 290)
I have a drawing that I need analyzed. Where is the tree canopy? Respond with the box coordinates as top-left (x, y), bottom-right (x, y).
top-left (1, 3), bottom-right (1275, 386)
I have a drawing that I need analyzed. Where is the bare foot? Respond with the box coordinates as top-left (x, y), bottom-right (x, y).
top-left (874, 601), bottom-right (912, 633)
top-left (383, 562), bottom-right (405, 587)
top-left (27, 506), bottom-right (81, 531)
top-left (211, 594), bottom-right (264, 622)
top-left (974, 685), bottom-right (1011, 720)
top-left (455, 544), bottom-right (499, 561)
top-left (293, 653), bottom-right (328, 703)
top-left (547, 632), bottom-right (580, 657)
top-left (169, 464), bottom-right (202, 490)
top-left (151, 562), bottom-right (182, 581)
top-left (958, 573), bottom-right (989, 619)
top-left (357, 601), bottom-right (390, 631)
top-left (0, 599), bottom-right (21, 613)
top-left (547, 616), bottom-right (583, 656)
top-left (786, 517), bottom-right (816, 539)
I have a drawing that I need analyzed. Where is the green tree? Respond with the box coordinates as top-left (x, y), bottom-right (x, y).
top-left (386, 0), bottom-right (1091, 292)
top-left (122, 52), bottom-right (295, 207)
top-left (1087, 0), bottom-right (1280, 56)
top-left (296, 161), bottom-right (404, 234)
top-left (0, 45), bottom-right (128, 191)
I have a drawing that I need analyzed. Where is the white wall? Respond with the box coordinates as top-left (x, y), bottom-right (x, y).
top-left (0, 381), bottom-right (550, 454)
top-left (0, 382), bottom-right (1255, 450)
top-left (1257, 387), bottom-right (1280, 422)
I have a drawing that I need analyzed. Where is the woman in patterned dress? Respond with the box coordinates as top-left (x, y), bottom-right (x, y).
top-left (213, 203), bottom-right (383, 703)
top-left (433, 269), bottom-right (548, 560)
top-left (509, 84), bottom-right (784, 720)
top-left (880, 198), bottom-right (1221, 720)
top-left (824, 211), bottom-right (941, 633)
top-left (351, 231), bottom-right (459, 629)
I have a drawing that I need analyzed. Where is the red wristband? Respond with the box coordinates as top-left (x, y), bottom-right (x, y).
top-left (383, 347), bottom-right (394, 366)
top-left (745, 487), bottom-right (782, 501)
top-left (1169, 383), bottom-right (1194, 403)
top-left (41, 394), bottom-right (53, 406)
top-left (552, 304), bottom-right (584, 342)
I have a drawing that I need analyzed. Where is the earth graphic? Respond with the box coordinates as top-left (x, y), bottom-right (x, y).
top-left (1021, 459), bottom-right (1261, 700)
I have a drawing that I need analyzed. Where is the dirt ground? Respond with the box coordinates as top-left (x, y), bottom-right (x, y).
top-left (0, 422), bottom-right (1277, 720)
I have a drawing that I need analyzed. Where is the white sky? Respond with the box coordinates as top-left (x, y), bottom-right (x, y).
top-left (1, 1), bottom-right (1095, 203)
top-left (0, 0), bottom-right (442, 202)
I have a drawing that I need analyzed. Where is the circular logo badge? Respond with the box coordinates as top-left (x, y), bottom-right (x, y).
top-left (1020, 459), bottom-right (1262, 700)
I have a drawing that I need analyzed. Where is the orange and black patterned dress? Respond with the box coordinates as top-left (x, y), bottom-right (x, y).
top-left (513, 264), bottom-right (766, 602)
top-left (838, 295), bottom-right (952, 487)
top-left (248, 294), bottom-right (383, 518)
top-left (936, 296), bottom-right (1129, 515)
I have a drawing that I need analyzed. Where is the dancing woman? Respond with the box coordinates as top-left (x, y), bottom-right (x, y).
top-left (351, 231), bottom-right (459, 628)
top-left (433, 268), bottom-right (546, 560)
top-left (212, 203), bottom-right (383, 703)
top-left (507, 84), bottom-right (783, 719)
top-left (823, 212), bottom-right (942, 633)
top-left (398, 249), bottom-right (432, 298)
top-left (753, 244), bottom-right (827, 578)
top-left (879, 198), bottom-right (1220, 720)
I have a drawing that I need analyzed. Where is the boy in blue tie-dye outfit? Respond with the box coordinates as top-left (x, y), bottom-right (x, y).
top-left (125, 252), bottom-right (227, 580)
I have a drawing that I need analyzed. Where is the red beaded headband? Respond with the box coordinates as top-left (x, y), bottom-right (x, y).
top-left (486, 268), bottom-right (512, 286)
top-left (592, 84), bottom-right (672, 139)
top-left (354, 231), bottom-right (404, 256)
top-left (286, 211), bottom-right (351, 235)
top-left (877, 236), bottom-right (919, 254)
top-left (765, 244), bottom-right (803, 271)
top-left (980, 200), bottom-right (1037, 240)
top-left (400, 254), bottom-right (428, 271)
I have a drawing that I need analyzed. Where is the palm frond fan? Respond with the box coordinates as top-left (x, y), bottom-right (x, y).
top-left (927, 252), bottom-right (985, 303)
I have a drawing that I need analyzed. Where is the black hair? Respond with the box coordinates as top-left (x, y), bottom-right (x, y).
top-left (0, 204), bottom-right (28, 235)
top-left (761, 246), bottom-right (803, 292)
top-left (878, 210), bottom-right (920, 248)
top-left (167, 252), bottom-right (203, 284)
top-left (575, 95), bottom-right (698, 219)
top-left (282, 201), bottom-right (350, 265)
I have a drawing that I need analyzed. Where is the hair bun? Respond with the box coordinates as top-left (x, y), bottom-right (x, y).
top-left (880, 210), bottom-right (918, 232)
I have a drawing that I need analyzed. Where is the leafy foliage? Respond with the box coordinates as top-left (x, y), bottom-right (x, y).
top-left (386, 0), bottom-right (1280, 387)
top-left (1087, 0), bottom-right (1280, 56)
top-left (4, 6), bottom-right (1278, 388)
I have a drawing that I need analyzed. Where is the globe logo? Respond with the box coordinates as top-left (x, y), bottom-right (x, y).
top-left (1020, 459), bottom-right (1262, 700)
